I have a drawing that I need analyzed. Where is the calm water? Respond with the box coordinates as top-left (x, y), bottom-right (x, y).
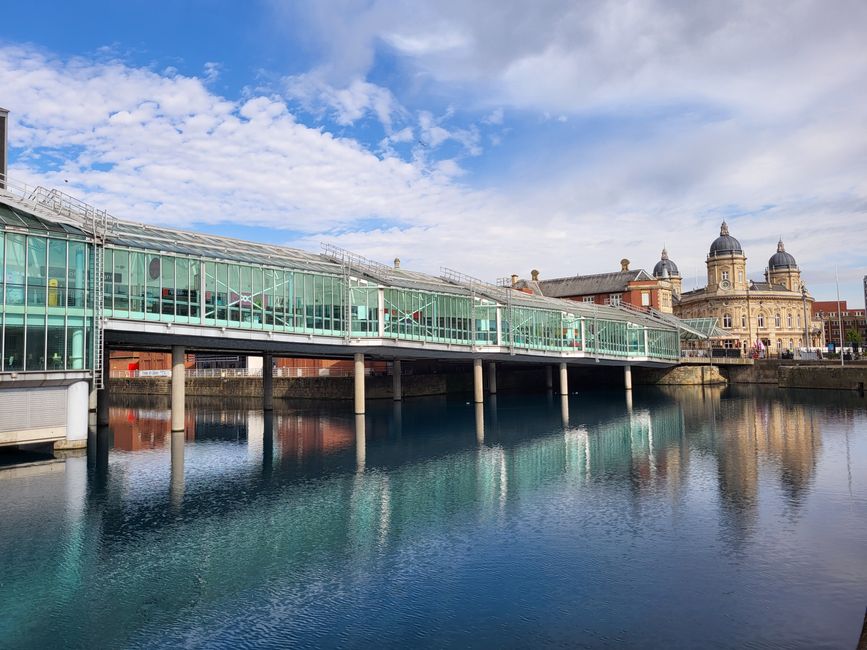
top-left (1, 386), bottom-right (866, 649)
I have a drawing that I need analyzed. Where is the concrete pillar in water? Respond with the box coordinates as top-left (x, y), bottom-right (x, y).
top-left (488, 362), bottom-right (497, 395)
top-left (170, 430), bottom-right (185, 508)
top-left (560, 394), bottom-right (570, 427)
top-left (559, 362), bottom-right (568, 396)
top-left (354, 353), bottom-right (365, 414)
top-left (624, 364), bottom-right (633, 391)
top-left (475, 402), bottom-right (485, 444)
top-left (96, 347), bottom-right (110, 427)
top-left (393, 359), bottom-right (402, 401)
top-left (473, 358), bottom-right (484, 404)
top-left (171, 345), bottom-right (185, 432)
top-left (545, 365), bottom-right (553, 390)
top-left (263, 353), bottom-right (273, 411)
top-left (355, 413), bottom-right (366, 472)
top-left (626, 389), bottom-right (633, 412)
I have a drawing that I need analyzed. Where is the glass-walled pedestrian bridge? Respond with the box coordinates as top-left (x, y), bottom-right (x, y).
top-left (0, 182), bottom-right (703, 377)
top-left (0, 178), bottom-right (715, 448)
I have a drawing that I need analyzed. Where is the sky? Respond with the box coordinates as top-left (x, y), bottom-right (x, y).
top-left (1, 0), bottom-right (866, 304)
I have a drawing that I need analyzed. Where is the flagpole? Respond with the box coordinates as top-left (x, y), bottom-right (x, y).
top-left (836, 266), bottom-right (844, 367)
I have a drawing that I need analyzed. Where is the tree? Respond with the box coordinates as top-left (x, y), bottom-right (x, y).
top-left (846, 328), bottom-right (862, 355)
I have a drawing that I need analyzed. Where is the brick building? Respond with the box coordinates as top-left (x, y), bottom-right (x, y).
top-left (812, 300), bottom-right (867, 350)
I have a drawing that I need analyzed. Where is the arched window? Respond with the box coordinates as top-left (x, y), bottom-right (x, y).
top-left (723, 313), bottom-right (732, 328)
top-left (775, 313), bottom-right (781, 328)
top-left (797, 314), bottom-right (801, 328)
top-left (789, 338), bottom-right (794, 349)
top-left (787, 313), bottom-right (793, 328)
top-left (777, 339), bottom-right (782, 350)
top-left (722, 270), bottom-right (729, 281)
top-left (757, 313), bottom-right (766, 328)
top-left (738, 271), bottom-right (744, 284)
top-left (741, 314), bottom-right (747, 328)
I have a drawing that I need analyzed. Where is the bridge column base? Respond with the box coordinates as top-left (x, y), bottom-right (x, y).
top-left (473, 358), bottom-right (483, 403)
top-left (559, 362), bottom-right (568, 396)
top-left (624, 365), bottom-right (633, 391)
top-left (171, 345), bottom-right (185, 432)
top-left (393, 359), bottom-right (402, 401)
top-left (263, 353), bottom-right (273, 411)
top-left (488, 362), bottom-right (497, 395)
top-left (354, 353), bottom-right (365, 414)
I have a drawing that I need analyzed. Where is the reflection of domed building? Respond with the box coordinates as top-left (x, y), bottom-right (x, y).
top-left (671, 222), bottom-right (825, 355)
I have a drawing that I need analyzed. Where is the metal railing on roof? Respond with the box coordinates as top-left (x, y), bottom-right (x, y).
top-left (0, 173), bottom-right (96, 232)
top-left (321, 242), bottom-right (393, 279)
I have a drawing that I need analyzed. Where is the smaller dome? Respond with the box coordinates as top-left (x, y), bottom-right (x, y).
top-left (768, 239), bottom-right (797, 270)
top-left (653, 247), bottom-right (680, 278)
top-left (709, 221), bottom-right (743, 256)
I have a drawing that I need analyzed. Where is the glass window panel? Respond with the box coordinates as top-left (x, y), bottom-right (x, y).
top-left (68, 241), bottom-right (87, 308)
top-left (146, 255), bottom-right (161, 315)
top-left (162, 256), bottom-right (175, 315)
top-left (48, 239), bottom-right (67, 308)
top-left (229, 264), bottom-right (241, 323)
top-left (25, 313), bottom-right (46, 371)
top-left (112, 249), bottom-right (130, 312)
top-left (3, 313), bottom-right (24, 370)
top-left (47, 315), bottom-right (66, 369)
top-left (189, 260), bottom-right (200, 319)
top-left (26, 237), bottom-right (47, 307)
top-left (5, 233), bottom-right (26, 306)
top-left (66, 316), bottom-right (86, 369)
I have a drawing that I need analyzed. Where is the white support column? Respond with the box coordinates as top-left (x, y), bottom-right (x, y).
top-left (624, 364), bottom-right (633, 391)
top-left (475, 403), bottom-right (485, 444)
top-left (473, 358), bottom-right (484, 404)
top-left (495, 307), bottom-right (503, 346)
top-left (560, 394), bottom-right (570, 428)
top-left (643, 328), bottom-right (649, 356)
top-left (170, 430), bottom-right (185, 509)
top-left (56, 380), bottom-right (88, 450)
top-left (393, 359), bottom-right (402, 401)
top-left (355, 413), bottom-right (366, 472)
top-left (559, 362), bottom-right (568, 396)
top-left (354, 352), bottom-right (365, 414)
top-left (545, 365), bottom-right (553, 390)
top-left (263, 353), bottom-right (273, 411)
top-left (171, 345), bottom-right (185, 432)
top-left (488, 362), bottom-right (497, 395)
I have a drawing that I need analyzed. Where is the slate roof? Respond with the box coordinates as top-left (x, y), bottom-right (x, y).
top-left (749, 281), bottom-right (792, 292)
top-left (537, 270), bottom-right (653, 298)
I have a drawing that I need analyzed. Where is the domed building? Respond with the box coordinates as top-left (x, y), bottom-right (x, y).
top-left (673, 222), bottom-right (825, 356)
top-left (652, 248), bottom-right (682, 296)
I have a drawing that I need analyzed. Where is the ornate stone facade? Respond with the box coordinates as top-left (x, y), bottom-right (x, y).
top-left (663, 222), bottom-right (825, 355)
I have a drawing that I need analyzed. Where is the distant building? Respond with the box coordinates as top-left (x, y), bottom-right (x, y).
top-left (812, 300), bottom-right (867, 349)
top-left (674, 222), bottom-right (824, 355)
top-left (517, 258), bottom-right (679, 313)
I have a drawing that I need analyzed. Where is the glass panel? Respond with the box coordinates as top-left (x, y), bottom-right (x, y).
top-left (66, 316), bottom-right (86, 369)
top-left (47, 315), bottom-right (66, 370)
top-left (3, 313), bottom-right (24, 370)
top-left (129, 252), bottom-right (145, 314)
top-left (26, 237), bottom-right (47, 307)
top-left (189, 260), bottom-right (200, 319)
top-left (162, 256), bottom-right (175, 316)
top-left (68, 241), bottom-right (87, 308)
top-left (5, 234), bottom-right (26, 306)
top-left (25, 312), bottom-right (46, 371)
top-left (48, 239), bottom-right (67, 308)
top-left (113, 249), bottom-right (130, 312)
top-left (146, 254), bottom-right (161, 315)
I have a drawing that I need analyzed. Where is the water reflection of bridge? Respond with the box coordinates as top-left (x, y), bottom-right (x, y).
top-left (0, 389), bottom-right (838, 648)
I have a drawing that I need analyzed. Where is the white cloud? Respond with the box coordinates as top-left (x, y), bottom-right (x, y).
top-left (6, 0), bottom-right (867, 308)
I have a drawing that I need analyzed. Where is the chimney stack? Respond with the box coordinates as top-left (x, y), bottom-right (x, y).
top-left (530, 269), bottom-right (539, 281)
top-left (511, 274), bottom-right (519, 287)
top-left (620, 258), bottom-right (630, 272)
top-left (0, 107), bottom-right (8, 189)
top-left (393, 257), bottom-right (401, 269)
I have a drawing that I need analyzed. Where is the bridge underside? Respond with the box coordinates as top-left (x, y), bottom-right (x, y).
top-left (104, 321), bottom-right (676, 368)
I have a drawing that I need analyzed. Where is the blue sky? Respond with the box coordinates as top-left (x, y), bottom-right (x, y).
top-left (2, 0), bottom-right (866, 304)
